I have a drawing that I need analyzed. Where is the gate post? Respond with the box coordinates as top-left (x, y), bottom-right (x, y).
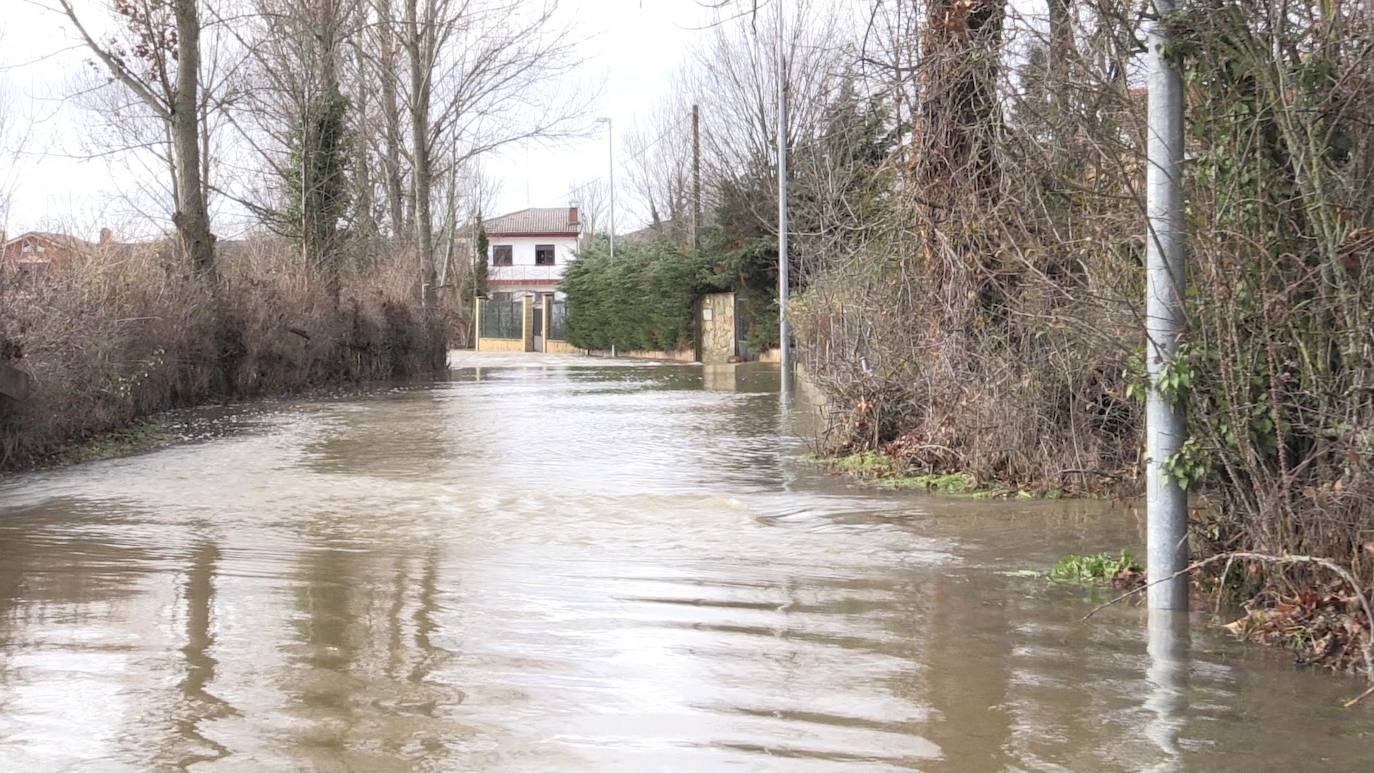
top-left (521, 294), bottom-right (535, 352)
top-left (474, 298), bottom-right (484, 351)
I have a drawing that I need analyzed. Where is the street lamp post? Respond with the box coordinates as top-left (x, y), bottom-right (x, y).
top-left (597, 116), bottom-right (616, 259)
top-left (775, 1), bottom-right (791, 387)
top-left (1145, 0), bottom-right (1188, 610)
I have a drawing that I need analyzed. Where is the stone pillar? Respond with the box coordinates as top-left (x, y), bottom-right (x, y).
top-left (474, 297), bottom-right (484, 352)
top-left (522, 294), bottom-right (535, 352)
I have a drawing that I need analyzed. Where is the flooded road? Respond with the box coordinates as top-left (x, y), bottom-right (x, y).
top-left (0, 353), bottom-right (1368, 770)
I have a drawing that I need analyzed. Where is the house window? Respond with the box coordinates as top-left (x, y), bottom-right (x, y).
top-left (491, 291), bottom-right (513, 302)
top-left (492, 245), bottom-right (513, 266)
top-left (535, 244), bottom-right (555, 266)
top-left (21, 243), bottom-right (32, 253)
top-left (17, 261), bottom-right (49, 280)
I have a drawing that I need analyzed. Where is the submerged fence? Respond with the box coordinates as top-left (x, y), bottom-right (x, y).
top-left (548, 300), bottom-right (567, 341)
top-left (479, 300), bottom-right (523, 340)
top-left (475, 295), bottom-right (580, 353)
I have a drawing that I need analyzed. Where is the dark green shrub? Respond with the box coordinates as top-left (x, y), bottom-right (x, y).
top-left (562, 241), bottom-right (713, 352)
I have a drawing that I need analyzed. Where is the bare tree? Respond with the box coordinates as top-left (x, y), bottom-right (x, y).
top-left (226, 0), bottom-right (361, 302)
top-left (348, 30), bottom-right (379, 243)
top-left (1047, 0), bottom-right (1074, 113)
top-left (372, 0), bottom-right (410, 238)
top-left (435, 158), bottom-right (497, 318)
top-left (684, 0), bottom-right (849, 232)
top-left (570, 176), bottom-right (608, 249)
top-left (0, 58), bottom-right (20, 234)
top-left (622, 90), bottom-right (693, 244)
top-left (57, 0), bottom-right (218, 278)
top-left (393, 0), bottom-right (585, 308)
top-left (401, 0), bottom-right (437, 305)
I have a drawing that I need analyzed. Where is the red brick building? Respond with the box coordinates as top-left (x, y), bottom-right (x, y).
top-left (1, 228), bottom-right (116, 278)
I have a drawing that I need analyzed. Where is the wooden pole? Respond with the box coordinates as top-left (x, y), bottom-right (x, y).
top-left (692, 104), bottom-right (701, 251)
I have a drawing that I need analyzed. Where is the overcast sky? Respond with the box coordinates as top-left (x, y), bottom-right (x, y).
top-left (0, 0), bottom-right (729, 240)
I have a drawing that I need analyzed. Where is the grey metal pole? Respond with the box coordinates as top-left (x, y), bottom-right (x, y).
top-left (607, 118), bottom-right (616, 260)
top-left (776, 0), bottom-right (791, 388)
top-left (1145, 0), bottom-right (1188, 611)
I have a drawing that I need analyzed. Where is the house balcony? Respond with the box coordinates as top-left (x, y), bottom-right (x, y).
top-left (488, 264), bottom-right (566, 284)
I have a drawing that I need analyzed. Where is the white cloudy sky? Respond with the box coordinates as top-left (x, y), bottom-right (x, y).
top-left (0, 0), bottom-right (736, 240)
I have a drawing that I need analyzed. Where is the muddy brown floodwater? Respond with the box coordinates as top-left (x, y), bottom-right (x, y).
top-left (0, 352), bottom-right (1369, 771)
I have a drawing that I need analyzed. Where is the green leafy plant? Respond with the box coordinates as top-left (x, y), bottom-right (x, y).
top-left (1155, 344), bottom-right (1198, 407)
top-left (1124, 344), bottom-right (1200, 408)
top-left (881, 471), bottom-right (977, 493)
top-left (1050, 551), bottom-right (1142, 584)
top-left (1162, 437), bottom-right (1214, 491)
top-left (1123, 350), bottom-right (1149, 403)
top-left (831, 450), bottom-right (899, 476)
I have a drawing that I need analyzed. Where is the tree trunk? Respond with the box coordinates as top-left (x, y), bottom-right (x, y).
top-left (172, 0), bottom-right (216, 279)
top-left (308, 1), bottom-right (343, 307)
top-left (351, 36), bottom-right (378, 248)
top-left (909, 0), bottom-right (1005, 315)
top-left (378, 0), bottom-right (408, 239)
top-left (910, 0), bottom-right (1004, 203)
top-left (1047, 0), bottom-right (1073, 116)
top-left (404, 0), bottom-right (436, 308)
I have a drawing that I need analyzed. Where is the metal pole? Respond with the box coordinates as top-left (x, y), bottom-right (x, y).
top-left (1145, 0), bottom-right (1188, 611)
top-left (776, 0), bottom-right (791, 387)
top-left (607, 118), bottom-right (616, 260)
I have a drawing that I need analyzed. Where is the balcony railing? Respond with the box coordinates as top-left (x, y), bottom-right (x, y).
top-left (488, 264), bottom-right (566, 282)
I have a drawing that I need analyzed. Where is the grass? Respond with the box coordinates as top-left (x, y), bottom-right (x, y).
top-left (1050, 551), bottom-right (1142, 584)
top-left (57, 420), bottom-right (173, 465)
top-left (830, 450), bottom-right (900, 476)
top-left (878, 471), bottom-right (978, 494)
top-left (819, 451), bottom-right (979, 495)
top-left (813, 450), bottom-right (1087, 499)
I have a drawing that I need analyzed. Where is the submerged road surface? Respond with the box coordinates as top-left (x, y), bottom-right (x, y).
top-left (0, 352), bottom-right (1368, 770)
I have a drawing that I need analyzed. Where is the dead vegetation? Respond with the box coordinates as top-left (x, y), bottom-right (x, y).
top-left (789, 2), bottom-right (1374, 671)
top-left (0, 241), bottom-right (443, 468)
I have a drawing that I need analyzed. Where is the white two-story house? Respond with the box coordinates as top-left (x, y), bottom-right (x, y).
top-left (483, 206), bottom-right (581, 300)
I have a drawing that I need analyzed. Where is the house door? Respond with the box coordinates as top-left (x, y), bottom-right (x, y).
top-left (532, 303), bottom-right (544, 352)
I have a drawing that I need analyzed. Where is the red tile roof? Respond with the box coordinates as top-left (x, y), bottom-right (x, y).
top-left (484, 208), bottom-right (580, 236)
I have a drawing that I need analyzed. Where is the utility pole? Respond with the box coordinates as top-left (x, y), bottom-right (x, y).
top-left (1145, 0), bottom-right (1188, 611)
top-left (597, 116), bottom-right (616, 259)
top-left (775, 0), bottom-right (791, 384)
top-left (692, 104), bottom-right (701, 251)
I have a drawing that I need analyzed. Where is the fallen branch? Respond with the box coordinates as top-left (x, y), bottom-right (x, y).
top-left (1081, 551), bottom-right (1374, 684)
top-left (1058, 467), bottom-right (1126, 481)
top-left (1343, 683), bottom-right (1374, 709)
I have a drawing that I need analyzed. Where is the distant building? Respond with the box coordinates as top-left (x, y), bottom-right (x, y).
top-left (482, 206), bottom-right (581, 300)
top-left (0, 229), bottom-right (118, 278)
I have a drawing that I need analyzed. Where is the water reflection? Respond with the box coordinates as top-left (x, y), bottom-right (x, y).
top-left (1145, 609), bottom-right (1190, 770)
top-left (0, 357), bottom-right (1370, 769)
top-left (921, 571), bottom-right (1013, 771)
top-left (173, 540), bottom-right (234, 767)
